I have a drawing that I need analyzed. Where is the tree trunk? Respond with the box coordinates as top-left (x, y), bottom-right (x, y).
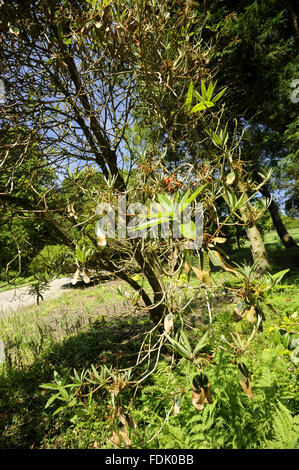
top-left (259, 184), bottom-right (298, 248)
top-left (237, 187), bottom-right (270, 273)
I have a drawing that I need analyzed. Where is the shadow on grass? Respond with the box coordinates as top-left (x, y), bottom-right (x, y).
top-left (0, 311), bottom-right (153, 449)
top-left (227, 243), bottom-right (299, 283)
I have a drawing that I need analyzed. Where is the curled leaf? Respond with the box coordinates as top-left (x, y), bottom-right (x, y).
top-left (82, 268), bottom-right (90, 284)
top-left (192, 373), bottom-right (213, 410)
top-left (238, 363), bottom-right (254, 398)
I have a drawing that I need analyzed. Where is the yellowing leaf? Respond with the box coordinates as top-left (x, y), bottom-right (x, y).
top-left (226, 171), bottom-right (235, 185)
top-left (213, 237), bottom-right (227, 244)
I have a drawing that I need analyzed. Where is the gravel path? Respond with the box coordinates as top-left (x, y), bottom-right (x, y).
top-left (0, 277), bottom-right (73, 318)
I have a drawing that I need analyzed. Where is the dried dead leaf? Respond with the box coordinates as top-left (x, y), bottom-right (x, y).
top-left (213, 237), bottom-right (227, 244)
top-left (239, 379), bottom-right (254, 398)
top-left (111, 430), bottom-right (121, 447)
top-left (82, 268), bottom-right (90, 284)
top-left (173, 398), bottom-right (181, 417)
top-left (192, 373), bottom-right (213, 410)
top-left (71, 268), bottom-right (80, 286)
top-left (244, 305), bottom-right (255, 323)
top-left (192, 384), bottom-right (213, 410)
top-left (184, 261), bottom-right (191, 276)
top-left (238, 363), bottom-right (254, 398)
top-left (119, 429), bottom-right (131, 446)
top-left (164, 313), bottom-right (173, 334)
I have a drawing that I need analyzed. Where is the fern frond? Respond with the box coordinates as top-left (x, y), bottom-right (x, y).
top-left (266, 401), bottom-right (299, 449)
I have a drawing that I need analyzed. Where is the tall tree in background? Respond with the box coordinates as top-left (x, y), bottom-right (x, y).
top-left (203, 0), bottom-right (298, 247)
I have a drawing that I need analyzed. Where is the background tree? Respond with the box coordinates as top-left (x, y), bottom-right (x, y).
top-left (203, 0), bottom-right (298, 247)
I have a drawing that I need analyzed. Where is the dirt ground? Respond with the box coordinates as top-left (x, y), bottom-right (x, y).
top-left (0, 278), bottom-right (73, 318)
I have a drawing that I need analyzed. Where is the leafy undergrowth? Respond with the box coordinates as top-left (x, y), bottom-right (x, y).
top-left (0, 252), bottom-right (298, 449)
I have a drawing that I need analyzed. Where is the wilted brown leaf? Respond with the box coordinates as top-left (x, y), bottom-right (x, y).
top-left (111, 430), bottom-right (121, 447)
top-left (164, 313), bottom-right (173, 334)
top-left (184, 261), bottom-right (191, 276)
top-left (192, 384), bottom-right (213, 410)
top-left (173, 398), bottom-right (181, 417)
top-left (192, 373), bottom-right (213, 410)
top-left (244, 306), bottom-right (255, 323)
top-left (239, 379), bottom-right (254, 398)
top-left (119, 429), bottom-right (131, 446)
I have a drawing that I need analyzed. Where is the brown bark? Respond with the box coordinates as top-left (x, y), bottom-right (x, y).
top-left (259, 184), bottom-right (298, 248)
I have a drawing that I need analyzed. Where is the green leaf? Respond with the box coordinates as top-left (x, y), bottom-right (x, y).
top-left (186, 184), bottom-right (207, 204)
top-left (58, 386), bottom-right (69, 401)
top-left (185, 81), bottom-right (193, 111)
top-left (53, 406), bottom-right (66, 416)
top-left (76, 246), bottom-right (85, 263)
top-left (190, 101), bottom-right (214, 113)
top-left (178, 190), bottom-right (190, 213)
top-left (134, 216), bottom-right (169, 231)
top-left (212, 87), bottom-right (227, 103)
top-left (193, 331), bottom-right (209, 355)
top-left (45, 394), bottom-right (59, 409)
top-left (158, 193), bottom-right (173, 211)
top-left (179, 221), bottom-right (196, 239)
top-left (271, 269), bottom-right (289, 284)
top-left (40, 383), bottom-right (60, 390)
top-left (164, 332), bottom-right (193, 359)
top-left (179, 330), bottom-right (192, 353)
top-left (206, 81), bottom-right (214, 101)
top-left (201, 80), bottom-right (207, 100)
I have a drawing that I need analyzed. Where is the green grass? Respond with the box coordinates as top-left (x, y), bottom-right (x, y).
top-left (0, 236), bottom-right (298, 449)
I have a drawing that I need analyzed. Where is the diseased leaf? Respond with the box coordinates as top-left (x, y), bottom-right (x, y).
top-left (208, 250), bottom-right (237, 275)
top-left (9, 24), bottom-right (20, 36)
top-left (238, 363), bottom-right (254, 398)
top-left (192, 373), bottom-right (213, 410)
top-left (184, 261), bottom-right (191, 276)
top-left (239, 379), bottom-right (254, 398)
top-left (82, 268), bottom-right (90, 284)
